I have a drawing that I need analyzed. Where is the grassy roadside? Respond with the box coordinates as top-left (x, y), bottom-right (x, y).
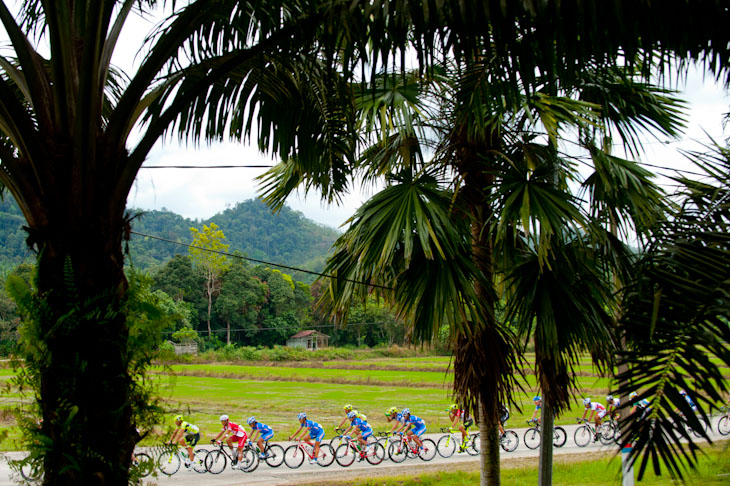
top-left (301, 443), bottom-right (730, 486)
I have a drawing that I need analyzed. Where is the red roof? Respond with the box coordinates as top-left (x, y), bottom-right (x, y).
top-left (289, 330), bottom-right (329, 339)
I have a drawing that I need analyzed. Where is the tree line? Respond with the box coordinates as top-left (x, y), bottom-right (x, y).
top-left (0, 224), bottom-right (410, 353)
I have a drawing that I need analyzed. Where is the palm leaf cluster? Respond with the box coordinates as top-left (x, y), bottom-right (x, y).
top-left (615, 142), bottom-right (730, 479)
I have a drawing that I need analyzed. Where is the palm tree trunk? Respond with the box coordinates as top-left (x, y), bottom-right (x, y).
top-left (479, 404), bottom-right (501, 486)
top-left (538, 403), bottom-right (555, 486)
top-left (30, 199), bottom-right (135, 485)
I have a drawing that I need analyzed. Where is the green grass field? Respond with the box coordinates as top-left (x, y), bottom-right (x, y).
top-left (1, 350), bottom-right (728, 450)
top-left (312, 444), bottom-right (730, 486)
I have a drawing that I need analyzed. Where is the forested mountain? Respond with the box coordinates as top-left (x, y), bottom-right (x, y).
top-left (0, 197), bottom-right (340, 281)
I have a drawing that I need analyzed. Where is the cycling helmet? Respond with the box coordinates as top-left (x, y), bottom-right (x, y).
top-left (247, 416), bottom-right (256, 425)
top-left (583, 397), bottom-right (591, 406)
top-left (679, 389), bottom-right (686, 396)
top-left (297, 412), bottom-right (307, 420)
top-left (448, 404), bottom-right (458, 411)
top-left (174, 415), bottom-right (183, 423)
top-left (629, 392), bottom-right (638, 400)
top-left (219, 414), bottom-right (229, 421)
top-left (606, 395), bottom-right (614, 403)
top-left (386, 406), bottom-right (398, 416)
top-left (533, 396), bottom-right (541, 402)
top-left (401, 408), bottom-right (410, 416)
top-left (344, 404), bottom-right (353, 413)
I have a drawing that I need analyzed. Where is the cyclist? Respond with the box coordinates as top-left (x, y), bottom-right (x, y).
top-left (629, 391), bottom-right (652, 419)
top-left (679, 389), bottom-right (698, 413)
top-left (211, 414), bottom-right (249, 469)
top-left (385, 406), bottom-right (405, 435)
top-left (247, 416), bottom-right (274, 460)
top-left (446, 404), bottom-right (473, 452)
top-left (399, 408), bottom-right (426, 451)
top-left (344, 410), bottom-right (374, 455)
top-left (336, 404), bottom-right (354, 430)
top-left (606, 395), bottom-right (621, 419)
top-left (289, 412), bottom-right (325, 464)
top-left (169, 415), bottom-right (199, 470)
top-left (580, 398), bottom-right (607, 440)
top-left (499, 403), bottom-right (510, 435)
top-left (530, 396), bottom-right (542, 424)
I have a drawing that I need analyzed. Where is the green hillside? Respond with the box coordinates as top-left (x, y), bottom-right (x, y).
top-left (0, 197), bottom-right (340, 281)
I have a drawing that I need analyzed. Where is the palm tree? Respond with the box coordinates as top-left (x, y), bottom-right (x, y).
top-left (0, 1), bottom-right (365, 483)
top-left (258, 56), bottom-right (685, 485)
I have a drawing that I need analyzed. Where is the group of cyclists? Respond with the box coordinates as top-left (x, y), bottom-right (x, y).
top-left (164, 389), bottom-right (724, 471)
top-left (167, 404), bottom-right (433, 470)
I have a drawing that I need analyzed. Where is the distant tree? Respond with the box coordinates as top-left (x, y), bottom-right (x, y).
top-left (214, 260), bottom-right (267, 344)
top-left (189, 223), bottom-right (230, 337)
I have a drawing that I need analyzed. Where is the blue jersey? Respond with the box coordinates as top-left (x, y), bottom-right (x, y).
top-left (353, 417), bottom-right (372, 433)
top-left (254, 422), bottom-right (273, 435)
top-left (304, 420), bottom-right (322, 434)
top-left (406, 415), bottom-right (425, 427)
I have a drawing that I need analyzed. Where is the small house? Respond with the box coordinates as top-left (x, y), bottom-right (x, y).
top-left (286, 330), bottom-right (329, 350)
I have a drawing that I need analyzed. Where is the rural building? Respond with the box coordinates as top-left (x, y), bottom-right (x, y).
top-left (286, 330), bottom-right (329, 350)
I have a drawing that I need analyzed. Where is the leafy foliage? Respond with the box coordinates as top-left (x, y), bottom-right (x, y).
top-left (615, 142), bottom-right (730, 479)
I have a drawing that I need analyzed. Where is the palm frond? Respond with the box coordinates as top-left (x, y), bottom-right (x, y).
top-left (615, 141), bottom-right (730, 479)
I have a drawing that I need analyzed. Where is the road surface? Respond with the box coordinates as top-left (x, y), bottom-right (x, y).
top-left (0, 417), bottom-right (726, 485)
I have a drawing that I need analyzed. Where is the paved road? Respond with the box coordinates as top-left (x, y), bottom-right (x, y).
top-left (1, 417), bottom-right (726, 485)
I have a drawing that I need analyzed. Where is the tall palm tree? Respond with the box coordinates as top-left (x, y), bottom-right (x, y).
top-left (0, 1), bottom-right (363, 483)
top-left (259, 57), bottom-right (685, 485)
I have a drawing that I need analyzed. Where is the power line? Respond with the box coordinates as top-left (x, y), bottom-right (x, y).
top-left (129, 230), bottom-right (393, 291)
top-left (162, 321), bottom-right (386, 335)
top-left (140, 165), bottom-right (274, 169)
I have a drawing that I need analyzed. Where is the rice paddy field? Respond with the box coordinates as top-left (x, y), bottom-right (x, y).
top-left (0, 350), bottom-right (728, 449)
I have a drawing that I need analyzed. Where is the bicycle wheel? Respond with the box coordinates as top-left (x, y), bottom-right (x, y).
top-left (690, 417), bottom-right (709, 438)
top-left (204, 450), bottom-right (227, 474)
top-left (523, 428), bottom-right (541, 449)
top-left (468, 433), bottom-right (480, 455)
top-left (317, 443), bottom-right (335, 467)
top-left (329, 435), bottom-right (346, 450)
top-left (366, 442), bottom-right (386, 465)
top-left (265, 443), bottom-right (286, 467)
top-left (284, 445), bottom-right (305, 469)
top-left (240, 448), bottom-right (258, 472)
top-left (574, 425), bottom-right (592, 447)
top-left (335, 443), bottom-right (356, 467)
top-left (598, 422), bottom-right (615, 445)
top-left (500, 430), bottom-right (519, 452)
top-left (132, 452), bottom-right (154, 478)
top-left (388, 440), bottom-right (407, 463)
top-left (418, 438), bottom-right (437, 461)
top-left (157, 449), bottom-right (181, 475)
top-left (554, 426), bottom-right (567, 448)
top-left (20, 458), bottom-right (44, 482)
top-left (436, 434), bottom-right (456, 458)
top-left (192, 449), bottom-right (208, 473)
top-left (718, 415), bottom-right (730, 436)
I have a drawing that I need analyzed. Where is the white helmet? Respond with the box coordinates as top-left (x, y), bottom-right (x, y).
top-left (606, 395), bottom-right (614, 403)
top-left (583, 398), bottom-right (591, 406)
top-left (219, 414), bottom-right (229, 421)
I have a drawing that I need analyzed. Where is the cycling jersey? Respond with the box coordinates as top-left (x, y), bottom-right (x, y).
top-left (224, 421), bottom-right (247, 438)
top-left (588, 402), bottom-right (607, 418)
top-left (684, 395), bottom-right (698, 411)
top-left (253, 422), bottom-right (274, 441)
top-left (352, 417), bottom-right (372, 439)
top-left (637, 399), bottom-right (651, 409)
top-left (181, 422), bottom-right (199, 436)
top-left (608, 399), bottom-right (620, 408)
top-left (304, 420), bottom-right (325, 442)
top-left (406, 415), bottom-right (426, 437)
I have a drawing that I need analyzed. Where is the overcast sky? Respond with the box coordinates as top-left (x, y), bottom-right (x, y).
top-left (126, 70), bottom-right (729, 230)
